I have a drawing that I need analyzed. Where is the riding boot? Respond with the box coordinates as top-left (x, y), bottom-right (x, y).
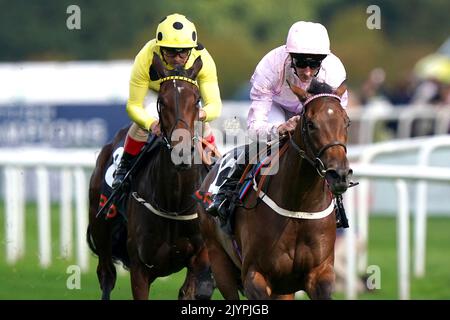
top-left (206, 158), bottom-right (247, 222)
top-left (112, 151), bottom-right (135, 190)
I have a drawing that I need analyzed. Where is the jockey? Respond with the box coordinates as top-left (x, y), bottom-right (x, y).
top-left (112, 13), bottom-right (222, 189)
top-left (207, 21), bottom-right (348, 220)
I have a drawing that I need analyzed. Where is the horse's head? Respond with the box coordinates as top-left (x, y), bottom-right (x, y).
top-left (152, 52), bottom-right (203, 170)
top-left (289, 79), bottom-right (352, 195)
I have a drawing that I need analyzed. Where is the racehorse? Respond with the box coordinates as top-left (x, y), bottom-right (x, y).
top-left (198, 79), bottom-right (351, 299)
top-left (87, 52), bottom-right (214, 300)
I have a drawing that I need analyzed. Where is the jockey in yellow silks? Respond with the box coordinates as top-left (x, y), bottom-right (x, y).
top-left (112, 13), bottom-right (222, 189)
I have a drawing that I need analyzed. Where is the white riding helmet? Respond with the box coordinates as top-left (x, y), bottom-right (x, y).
top-left (286, 21), bottom-right (331, 55)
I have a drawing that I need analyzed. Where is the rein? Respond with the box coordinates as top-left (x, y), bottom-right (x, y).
top-left (289, 93), bottom-right (347, 177)
top-left (136, 75), bottom-right (201, 220)
top-left (157, 77), bottom-right (200, 150)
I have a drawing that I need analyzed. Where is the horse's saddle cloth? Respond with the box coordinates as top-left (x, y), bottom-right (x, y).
top-left (101, 135), bottom-right (218, 220)
top-left (205, 144), bottom-right (273, 202)
top-left (206, 146), bottom-right (244, 196)
top-left (99, 137), bottom-right (130, 220)
top-left (194, 144), bottom-right (274, 235)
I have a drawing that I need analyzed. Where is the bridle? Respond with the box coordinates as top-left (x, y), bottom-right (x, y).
top-left (156, 76), bottom-right (201, 150)
top-left (289, 93), bottom-right (347, 177)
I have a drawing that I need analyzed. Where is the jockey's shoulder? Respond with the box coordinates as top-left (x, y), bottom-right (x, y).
top-left (322, 52), bottom-right (345, 69)
top-left (318, 53), bottom-right (347, 88)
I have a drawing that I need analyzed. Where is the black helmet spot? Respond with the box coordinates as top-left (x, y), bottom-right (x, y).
top-left (195, 42), bottom-right (204, 50)
top-left (173, 22), bottom-right (183, 30)
top-left (159, 16), bottom-right (167, 23)
top-left (192, 31), bottom-right (197, 41)
top-left (157, 32), bottom-right (163, 41)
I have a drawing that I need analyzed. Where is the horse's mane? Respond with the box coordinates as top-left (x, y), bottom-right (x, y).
top-left (168, 65), bottom-right (188, 77)
top-left (307, 78), bottom-right (334, 95)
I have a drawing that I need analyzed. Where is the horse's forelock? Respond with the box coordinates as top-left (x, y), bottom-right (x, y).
top-left (307, 79), bottom-right (334, 95)
top-left (168, 65), bottom-right (189, 78)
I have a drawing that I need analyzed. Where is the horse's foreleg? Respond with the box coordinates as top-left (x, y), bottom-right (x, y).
top-left (243, 268), bottom-right (271, 300)
top-left (97, 257), bottom-right (117, 300)
top-left (208, 244), bottom-right (240, 300)
top-left (304, 257), bottom-right (335, 300)
top-left (89, 220), bottom-right (117, 300)
top-left (179, 266), bottom-right (196, 300)
top-left (191, 245), bottom-right (215, 300)
top-left (130, 263), bottom-right (151, 300)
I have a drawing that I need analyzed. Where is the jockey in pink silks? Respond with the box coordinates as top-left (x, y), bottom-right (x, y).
top-left (207, 21), bottom-right (349, 222)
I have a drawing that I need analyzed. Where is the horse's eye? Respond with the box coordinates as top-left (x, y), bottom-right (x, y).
top-left (345, 119), bottom-right (351, 128)
top-left (307, 121), bottom-right (316, 130)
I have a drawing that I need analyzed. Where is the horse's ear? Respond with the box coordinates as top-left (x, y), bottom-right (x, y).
top-left (152, 52), bottom-right (169, 78)
top-left (287, 80), bottom-right (309, 102)
top-left (335, 80), bottom-right (347, 98)
top-left (186, 56), bottom-right (203, 80)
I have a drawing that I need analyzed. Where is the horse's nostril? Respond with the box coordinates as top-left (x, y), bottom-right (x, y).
top-left (327, 170), bottom-right (340, 180)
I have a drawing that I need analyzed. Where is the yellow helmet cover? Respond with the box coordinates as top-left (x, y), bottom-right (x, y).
top-left (156, 13), bottom-right (197, 48)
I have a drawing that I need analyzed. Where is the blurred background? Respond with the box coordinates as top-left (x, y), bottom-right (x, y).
top-left (0, 0), bottom-right (449, 300)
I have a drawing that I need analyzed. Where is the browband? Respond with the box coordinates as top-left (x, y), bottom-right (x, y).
top-left (304, 93), bottom-right (341, 106)
top-left (160, 75), bottom-right (198, 87)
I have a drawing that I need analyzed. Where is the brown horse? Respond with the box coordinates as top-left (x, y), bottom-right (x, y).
top-left (198, 80), bottom-right (351, 300)
top-left (87, 53), bottom-right (214, 300)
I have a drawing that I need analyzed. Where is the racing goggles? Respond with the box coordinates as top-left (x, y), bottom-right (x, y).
top-left (292, 55), bottom-right (324, 69)
top-left (161, 47), bottom-right (191, 59)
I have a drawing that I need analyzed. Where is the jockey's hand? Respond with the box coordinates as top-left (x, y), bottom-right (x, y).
top-left (277, 115), bottom-right (300, 136)
top-left (150, 121), bottom-right (161, 136)
top-left (199, 109), bottom-right (207, 122)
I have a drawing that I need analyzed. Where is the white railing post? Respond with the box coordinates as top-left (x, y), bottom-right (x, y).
top-left (36, 167), bottom-right (51, 268)
top-left (16, 168), bottom-right (25, 259)
top-left (60, 169), bottom-right (73, 259)
top-left (396, 179), bottom-right (410, 300)
top-left (356, 179), bottom-right (369, 273)
top-left (5, 168), bottom-right (19, 264)
top-left (414, 138), bottom-right (450, 278)
top-left (74, 168), bottom-right (89, 272)
top-left (344, 188), bottom-right (357, 299)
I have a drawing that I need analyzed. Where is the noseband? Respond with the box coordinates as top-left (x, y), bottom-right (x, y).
top-left (289, 93), bottom-right (347, 177)
top-left (157, 76), bottom-right (200, 150)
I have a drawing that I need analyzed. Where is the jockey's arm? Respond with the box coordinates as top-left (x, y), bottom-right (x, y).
top-left (126, 84), bottom-right (157, 131)
top-left (197, 49), bottom-right (222, 122)
top-left (247, 75), bottom-right (281, 138)
top-left (247, 53), bottom-right (280, 139)
top-left (126, 43), bottom-right (157, 131)
top-left (247, 100), bottom-right (279, 139)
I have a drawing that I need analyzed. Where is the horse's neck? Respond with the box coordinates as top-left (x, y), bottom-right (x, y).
top-left (272, 147), bottom-right (329, 211)
top-left (142, 149), bottom-right (200, 211)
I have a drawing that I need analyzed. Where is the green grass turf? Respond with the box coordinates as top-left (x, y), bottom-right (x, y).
top-left (1, 204), bottom-right (449, 299)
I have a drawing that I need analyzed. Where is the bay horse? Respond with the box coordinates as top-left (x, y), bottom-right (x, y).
top-left (87, 52), bottom-right (214, 300)
top-left (198, 79), bottom-right (351, 299)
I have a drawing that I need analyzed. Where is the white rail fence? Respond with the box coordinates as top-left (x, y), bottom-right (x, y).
top-left (1, 148), bottom-right (98, 271)
top-left (1, 136), bottom-right (450, 300)
top-left (214, 102), bottom-right (450, 150)
top-left (344, 163), bottom-right (450, 300)
top-left (347, 135), bottom-right (450, 281)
